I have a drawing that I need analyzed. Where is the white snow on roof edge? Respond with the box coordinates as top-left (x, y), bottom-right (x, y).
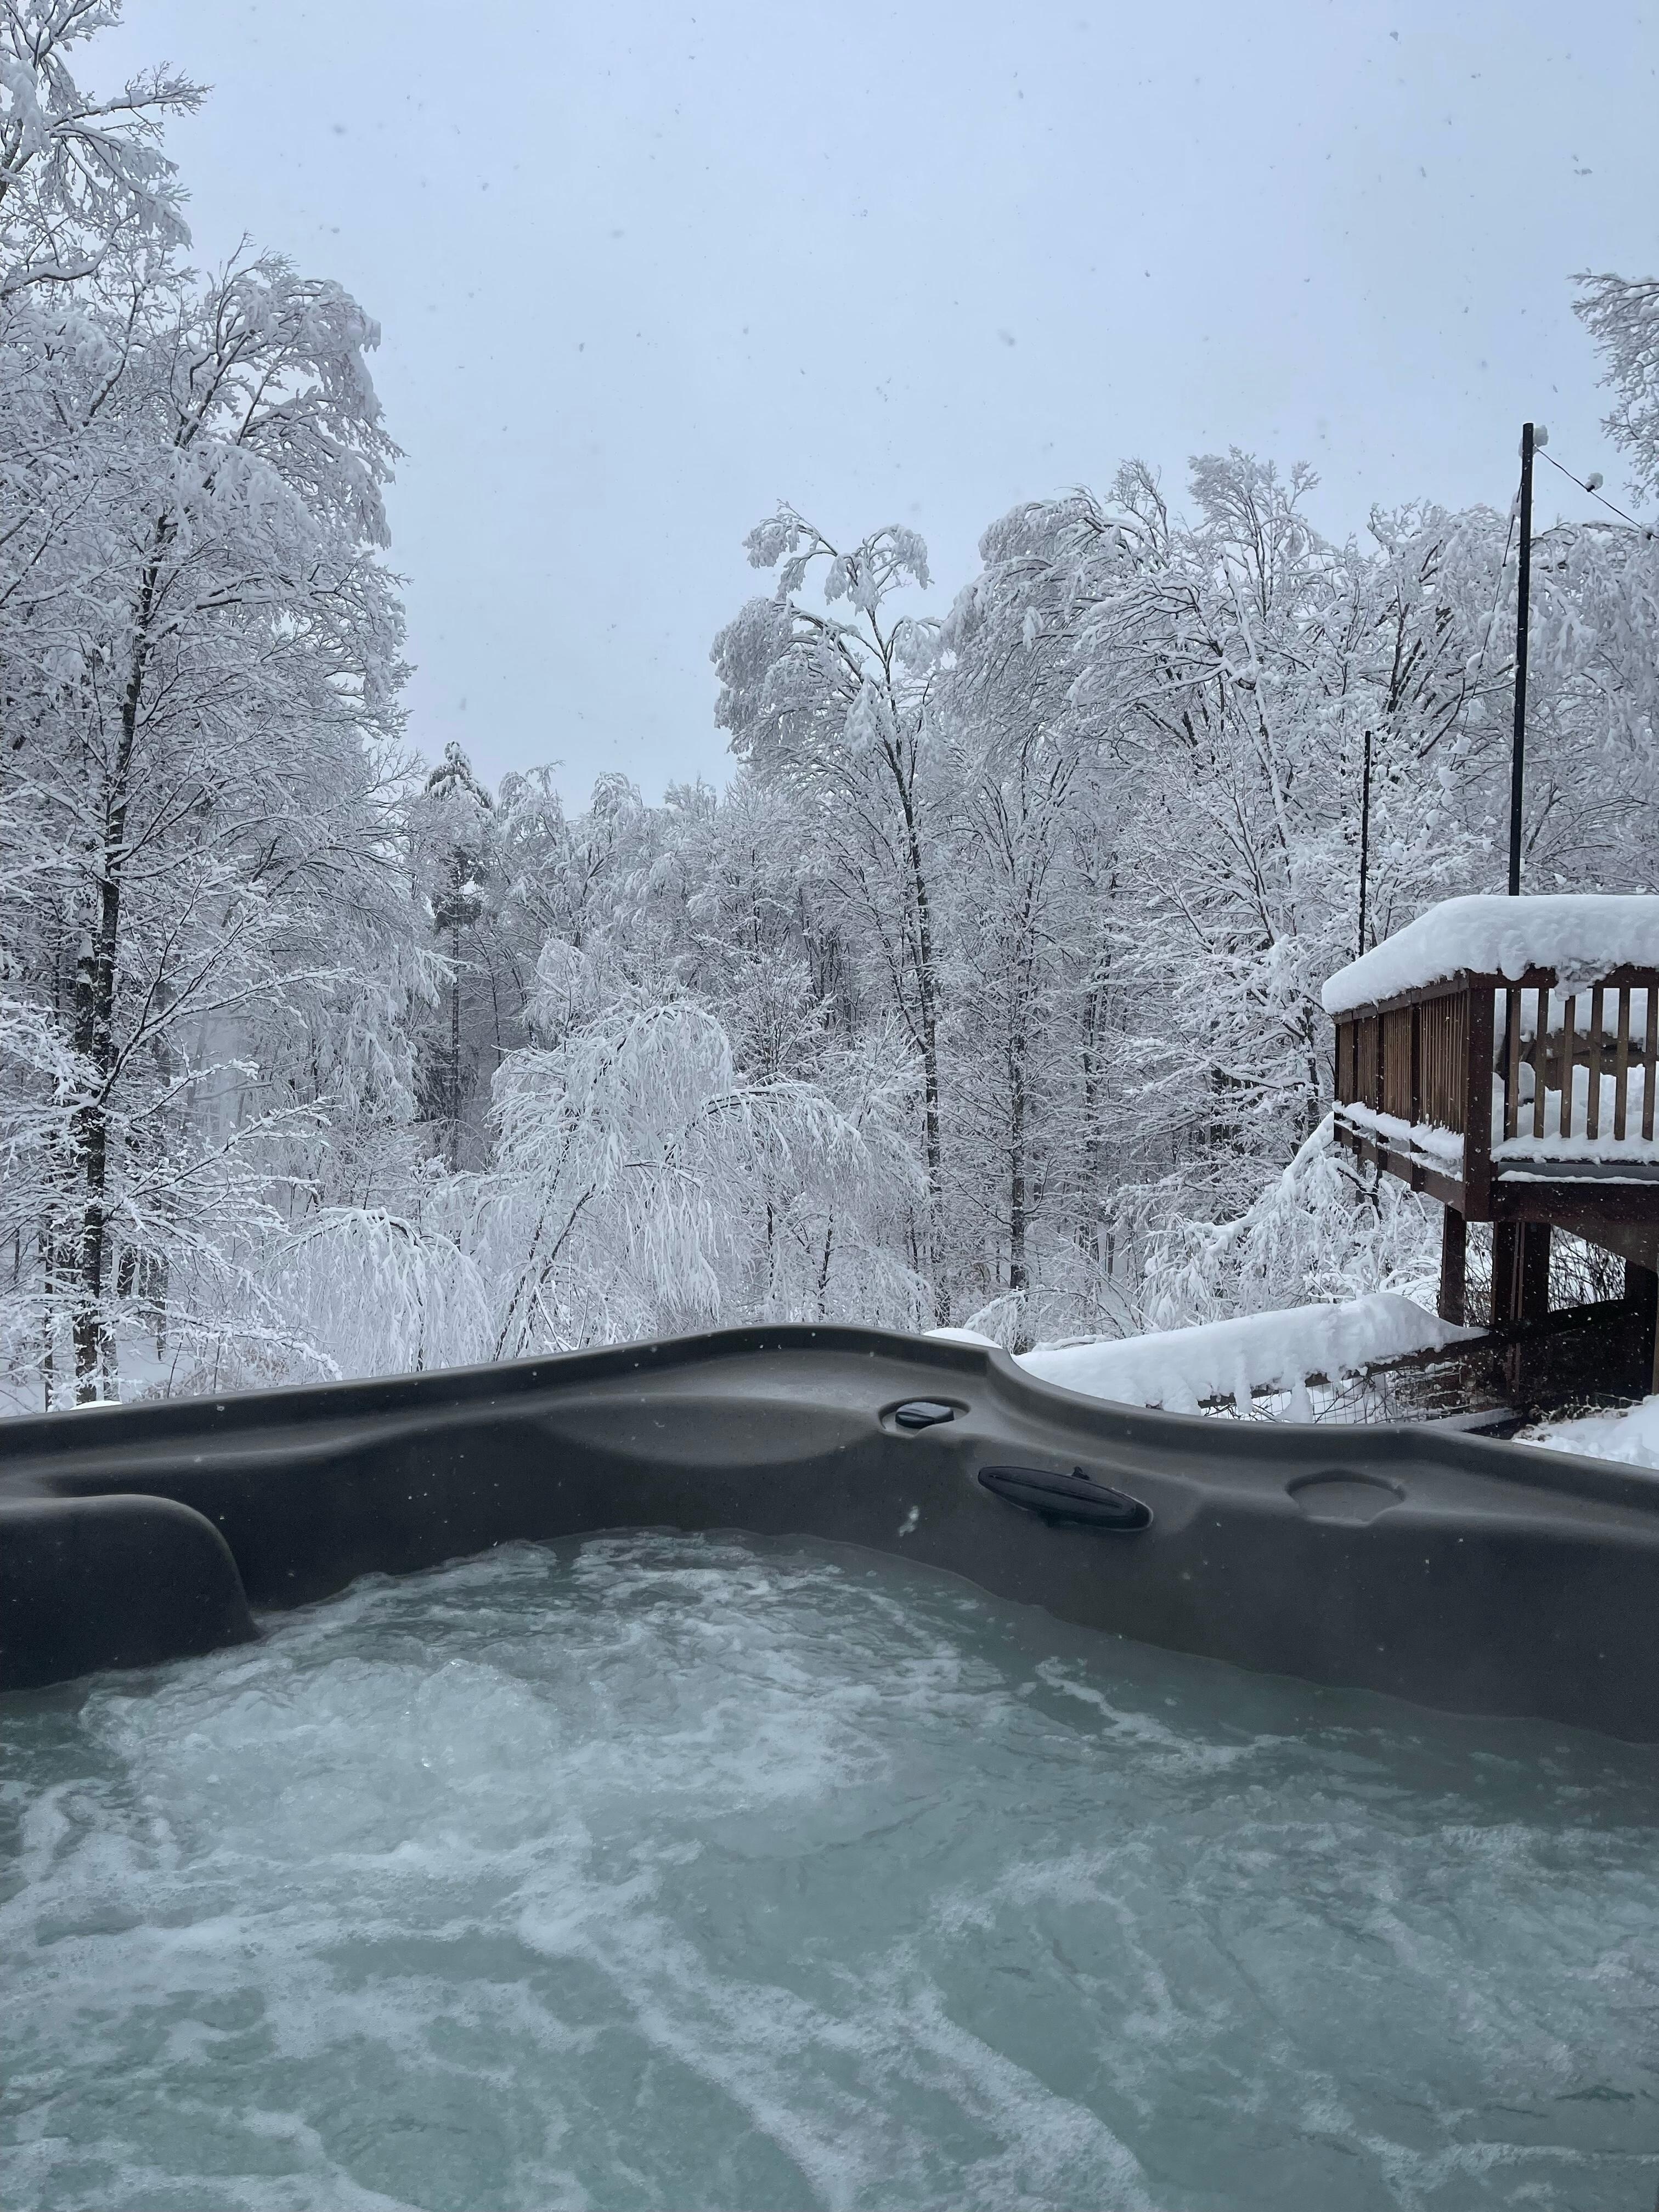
top-left (1322, 894), bottom-right (1659, 1015)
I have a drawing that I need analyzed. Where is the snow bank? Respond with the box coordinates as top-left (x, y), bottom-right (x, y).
top-left (1322, 895), bottom-right (1659, 1015)
top-left (1521, 1397), bottom-right (1659, 1472)
top-left (936, 1294), bottom-right (1474, 1416)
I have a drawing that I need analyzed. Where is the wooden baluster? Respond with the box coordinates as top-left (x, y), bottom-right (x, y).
top-left (1463, 982), bottom-right (1493, 1218)
top-left (1587, 984), bottom-right (1605, 1141)
top-left (1646, 983), bottom-right (1657, 1143)
top-left (1561, 995), bottom-right (1576, 1138)
top-left (1409, 1000), bottom-right (1421, 1170)
top-left (1532, 984), bottom-right (1547, 1139)
top-left (1449, 991), bottom-right (1468, 1136)
top-left (1614, 986), bottom-right (1631, 1143)
top-left (1504, 988), bottom-right (1520, 1140)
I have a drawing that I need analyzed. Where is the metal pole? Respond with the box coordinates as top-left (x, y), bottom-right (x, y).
top-left (1357, 727), bottom-right (1373, 960)
top-left (1508, 422), bottom-right (1536, 896)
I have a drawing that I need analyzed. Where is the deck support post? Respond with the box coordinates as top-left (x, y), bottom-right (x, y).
top-left (1626, 1263), bottom-right (1659, 1398)
top-left (1492, 1221), bottom-right (1551, 1327)
top-left (1521, 1222), bottom-right (1551, 1321)
top-left (1438, 1207), bottom-right (1466, 1326)
top-left (1491, 1222), bottom-right (1515, 1328)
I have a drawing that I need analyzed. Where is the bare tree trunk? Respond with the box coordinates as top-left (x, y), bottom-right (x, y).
top-left (897, 777), bottom-right (947, 1323)
top-left (71, 531), bottom-right (164, 1399)
top-left (1007, 1009), bottom-right (1029, 1297)
top-left (71, 920), bottom-right (106, 1396)
top-left (1080, 974), bottom-right (1105, 1266)
top-left (40, 1220), bottom-right (55, 1410)
top-left (1005, 919), bottom-right (1040, 1351)
top-left (449, 917), bottom-right (462, 1168)
top-left (145, 1251), bottom-right (168, 1358)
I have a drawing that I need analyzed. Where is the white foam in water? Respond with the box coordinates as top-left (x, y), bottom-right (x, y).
top-left (3, 1534), bottom-right (1656, 2211)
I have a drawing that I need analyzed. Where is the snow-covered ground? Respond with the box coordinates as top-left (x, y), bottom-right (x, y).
top-left (948, 1296), bottom-right (1659, 1471)
top-left (935, 1293), bottom-right (1475, 1418)
top-left (1520, 1397), bottom-right (1659, 1470)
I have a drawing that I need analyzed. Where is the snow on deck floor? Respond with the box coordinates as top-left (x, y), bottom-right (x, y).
top-left (935, 1293), bottom-right (1475, 1417)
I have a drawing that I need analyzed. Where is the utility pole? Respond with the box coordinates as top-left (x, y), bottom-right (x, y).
top-left (1499, 424), bottom-right (1547, 1336)
top-left (1508, 421), bottom-right (1545, 896)
top-left (1357, 727), bottom-right (1373, 961)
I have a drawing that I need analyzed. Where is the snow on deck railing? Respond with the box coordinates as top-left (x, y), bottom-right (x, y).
top-left (1329, 895), bottom-right (1659, 1176)
top-left (1339, 1071), bottom-right (1659, 1167)
top-left (1323, 894), bottom-right (1659, 1016)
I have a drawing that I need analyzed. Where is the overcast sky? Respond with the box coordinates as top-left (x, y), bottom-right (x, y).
top-left (100, 0), bottom-right (1658, 804)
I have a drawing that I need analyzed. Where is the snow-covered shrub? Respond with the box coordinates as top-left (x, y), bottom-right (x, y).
top-left (1135, 1116), bottom-right (1442, 1333)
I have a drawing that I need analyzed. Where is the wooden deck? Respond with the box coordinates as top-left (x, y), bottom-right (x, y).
top-left (1331, 966), bottom-right (1659, 1329)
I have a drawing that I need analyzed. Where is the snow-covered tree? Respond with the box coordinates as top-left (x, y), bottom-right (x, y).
top-left (0, 0), bottom-right (200, 293)
top-left (0, 24), bottom-right (411, 1401)
top-left (410, 741), bottom-right (497, 1166)
top-left (5, 4), bottom-right (1659, 1409)
top-left (474, 965), bottom-right (921, 1354)
top-left (1576, 272), bottom-right (1659, 501)
top-left (714, 508), bottom-right (952, 1317)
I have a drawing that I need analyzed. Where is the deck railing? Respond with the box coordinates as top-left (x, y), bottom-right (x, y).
top-left (1331, 967), bottom-right (1659, 1213)
top-left (1493, 978), bottom-right (1656, 1146)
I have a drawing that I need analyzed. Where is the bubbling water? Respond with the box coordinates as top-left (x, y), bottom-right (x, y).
top-left (3, 1531), bottom-right (1656, 2211)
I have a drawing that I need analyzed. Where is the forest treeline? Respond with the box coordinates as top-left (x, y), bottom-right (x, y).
top-left (3, 4), bottom-right (1658, 1405)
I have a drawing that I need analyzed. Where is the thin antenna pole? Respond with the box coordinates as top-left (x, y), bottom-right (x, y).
top-left (1508, 422), bottom-right (1536, 896)
top-left (1357, 727), bottom-right (1373, 960)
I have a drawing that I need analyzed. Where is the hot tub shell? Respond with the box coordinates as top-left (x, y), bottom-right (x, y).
top-left (2, 1326), bottom-right (1656, 1739)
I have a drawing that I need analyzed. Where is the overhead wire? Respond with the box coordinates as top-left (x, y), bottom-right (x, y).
top-left (1468, 444), bottom-right (1653, 704)
top-left (1536, 446), bottom-right (1655, 538)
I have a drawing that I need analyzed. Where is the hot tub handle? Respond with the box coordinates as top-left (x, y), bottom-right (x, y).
top-left (977, 1464), bottom-right (1153, 1532)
